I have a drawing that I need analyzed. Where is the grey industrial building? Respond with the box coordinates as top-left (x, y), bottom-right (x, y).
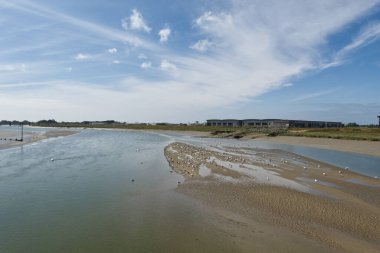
top-left (206, 119), bottom-right (343, 128)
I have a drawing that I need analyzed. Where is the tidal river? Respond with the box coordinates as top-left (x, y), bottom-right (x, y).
top-left (0, 128), bottom-right (379, 253)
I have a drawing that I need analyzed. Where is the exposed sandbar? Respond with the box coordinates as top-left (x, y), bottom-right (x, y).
top-left (258, 136), bottom-right (380, 157)
top-left (0, 129), bottom-right (77, 150)
top-left (165, 142), bottom-right (380, 253)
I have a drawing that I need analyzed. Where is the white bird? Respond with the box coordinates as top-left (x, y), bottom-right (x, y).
top-left (50, 158), bottom-right (54, 162)
top-left (317, 165), bottom-right (320, 168)
top-left (322, 172), bottom-right (326, 176)
top-left (314, 179), bottom-right (318, 182)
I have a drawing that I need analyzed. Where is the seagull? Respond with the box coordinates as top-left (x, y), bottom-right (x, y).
top-left (50, 158), bottom-right (54, 162)
top-left (314, 179), bottom-right (318, 182)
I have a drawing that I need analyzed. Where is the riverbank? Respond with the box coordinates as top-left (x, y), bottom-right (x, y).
top-left (0, 129), bottom-right (78, 150)
top-left (258, 136), bottom-right (380, 157)
top-left (165, 142), bottom-right (380, 253)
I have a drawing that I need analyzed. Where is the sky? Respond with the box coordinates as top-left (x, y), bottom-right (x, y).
top-left (0, 0), bottom-right (380, 124)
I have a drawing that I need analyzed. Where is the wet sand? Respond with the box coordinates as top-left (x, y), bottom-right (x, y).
top-left (258, 136), bottom-right (380, 157)
top-left (0, 129), bottom-right (77, 150)
top-left (165, 142), bottom-right (380, 253)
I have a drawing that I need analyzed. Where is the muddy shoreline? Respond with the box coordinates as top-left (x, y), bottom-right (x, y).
top-left (165, 142), bottom-right (380, 253)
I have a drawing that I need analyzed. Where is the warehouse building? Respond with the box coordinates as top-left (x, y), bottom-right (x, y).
top-left (206, 119), bottom-right (343, 128)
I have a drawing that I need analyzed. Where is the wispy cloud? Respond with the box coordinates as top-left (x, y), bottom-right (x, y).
top-left (0, 0), bottom-right (379, 122)
top-left (321, 21), bottom-right (380, 69)
top-left (75, 53), bottom-right (91, 60)
top-left (0, 0), bottom-right (156, 49)
top-left (160, 60), bottom-right (177, 72)
top-left (290, 89), bottom-right (338, 102)
top-left (158, 27), bottom-right (171, 43)
top-left (121, 9), bottom-right (151, 33)
top-left (190, 39), bottom-right (212, 52)
top-left (141, 61), bottom-right (152, 69)
top-left (108, 48), bottom-right (117, 54)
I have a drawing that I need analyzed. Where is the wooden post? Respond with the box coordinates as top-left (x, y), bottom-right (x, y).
top-left (21, 123), bottom-right (23, 142)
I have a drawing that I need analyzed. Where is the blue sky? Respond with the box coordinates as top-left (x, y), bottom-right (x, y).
top-left (0, 0), bottom-right (380, 124)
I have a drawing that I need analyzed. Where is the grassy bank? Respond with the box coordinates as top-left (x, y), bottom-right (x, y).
top-left (285, 127), bottom-right (380, 141)
top-left (32, 122), bottom-right (380, 141)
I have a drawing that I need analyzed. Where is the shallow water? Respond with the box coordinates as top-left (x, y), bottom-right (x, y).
top-left (0, 129), bottom-right (244, 253)
top-left (0, 128), bottom-right (378, 252)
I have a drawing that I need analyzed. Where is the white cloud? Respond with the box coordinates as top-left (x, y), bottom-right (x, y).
top-left (291, 89), bottom-right (338, 102)
top-left (138, 53), bottom-right (147, 59)
top-left (108, 48), bottom-right (117, 54)
top-left (0, 64), bottom-right (26, 73)
top-left (75, 53), bottom-right (91, 60)
top-left (160, 60), bottom-right (177, 72)
top-left (141, 61), bottom-right (152, 69)
top-left (321, 22), bottom-right (380, 69)
top-left (113, 60), bottom-right (121, 64)
top-left (1, 1), bottom-right (379, 122)
top-left (68, 66), bottom-right (73, 72)
top-left (190, 39), bottom-right (212, 52)
top-left (158, 28), bottom-right (171, 42)
top-left (0, 1), bottom-right (156, 49)
top-left (122, 9), bottom-right (151, 33)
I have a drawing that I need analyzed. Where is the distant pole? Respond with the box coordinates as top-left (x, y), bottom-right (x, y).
top-left (378, 116), bottom-right (380, 128)
top-left (21, 123), bottom-right (23, 142)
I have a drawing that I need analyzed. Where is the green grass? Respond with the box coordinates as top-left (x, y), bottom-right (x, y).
top-left (32, 122), bottom-right (380, 141)
top-left (285, 127), bottom-right (380, 141)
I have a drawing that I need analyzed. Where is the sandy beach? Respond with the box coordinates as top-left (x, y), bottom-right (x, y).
top-left (165, 142), bottom-right (380, 253)
top-left (0, 129), bottom-right (78, 150)
top-left (258, 136), bottom-right (380, 157)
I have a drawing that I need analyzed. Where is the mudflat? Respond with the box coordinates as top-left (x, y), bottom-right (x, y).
top-left (258, 136), bottom-right (380, 157)
top-left (0, 129), bottom-right (77, 150)
top-left (165, 142), bottom-right (380, 253)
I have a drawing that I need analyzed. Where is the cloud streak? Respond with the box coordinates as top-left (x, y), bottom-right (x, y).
top-left (0, 0), bottom-right (380, 122)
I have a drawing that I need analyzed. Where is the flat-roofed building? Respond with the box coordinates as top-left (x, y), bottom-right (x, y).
top-left (207, 118), bottom-right (343, 128)
top-left (206, 119), bottom-right (242, 127)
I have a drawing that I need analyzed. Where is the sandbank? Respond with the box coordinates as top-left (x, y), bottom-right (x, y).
top-left (257, 136), bottom-right (380, 157)
top-left (165, 142), bottom-right (380, 253)
top-left (0, 129), bottom-right (78, 150)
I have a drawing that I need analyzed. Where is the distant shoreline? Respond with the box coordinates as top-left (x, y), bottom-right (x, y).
top-left (256, 135), bottom-right (380, 157)
top-left (0, 129), bottom-right (78, 150)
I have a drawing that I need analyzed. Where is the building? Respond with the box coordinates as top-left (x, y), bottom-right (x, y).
top-left (206, 119), bottom-right (242, 127)
top-left (206, 119), bottom-right (343, 128)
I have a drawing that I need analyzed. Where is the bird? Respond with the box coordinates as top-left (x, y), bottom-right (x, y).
top-left (131, 179), bottom-right (135, 182)
top-left (314, 179), bottom-right (318, 182)
top-left (50, 158), bottom-right (54, 162)
top-left (322, 172), bottom-right (326, 176)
